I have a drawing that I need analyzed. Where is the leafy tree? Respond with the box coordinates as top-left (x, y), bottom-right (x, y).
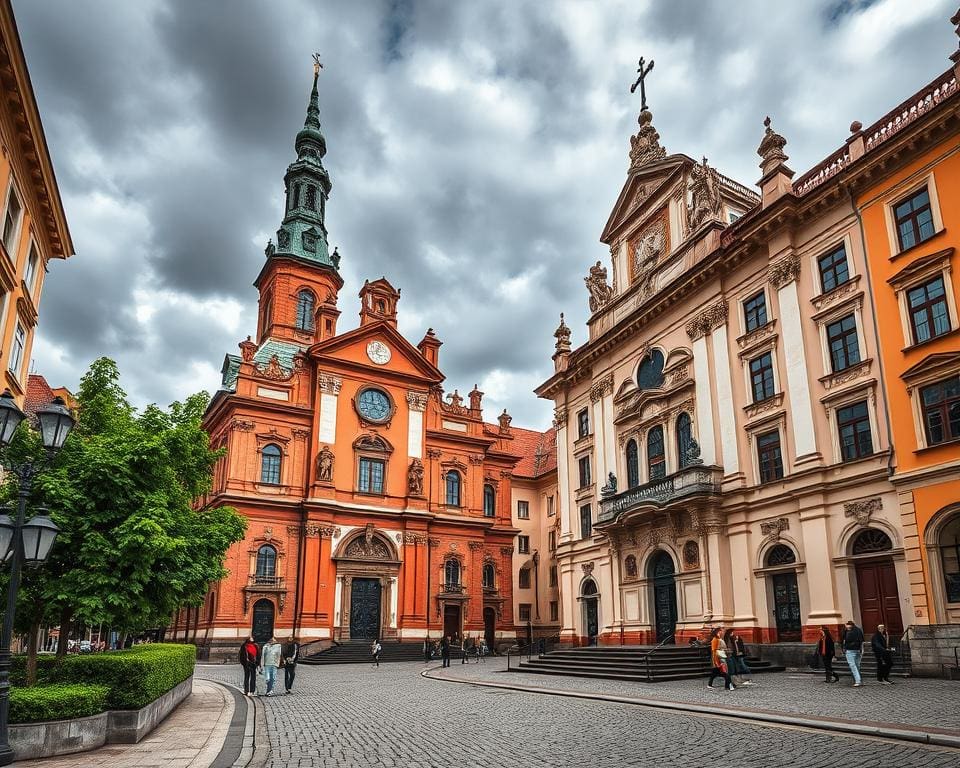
top-left (3, 358), bottom-right (245, 681)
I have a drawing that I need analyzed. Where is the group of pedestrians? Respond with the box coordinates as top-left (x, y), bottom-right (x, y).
top-left (706, 626), bottom-right (755, 691)
top-left (239, 635), bottom-right (300, 696)
top-left (816, 621), bottom-right (896, 687)
top-left (423, 635), bottom-right (489, 666)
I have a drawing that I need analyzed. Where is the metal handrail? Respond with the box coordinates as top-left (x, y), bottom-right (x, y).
top-left (642, 633), bottom-right (675, 682)
top-left (506, 633), bottom-right (561, 671)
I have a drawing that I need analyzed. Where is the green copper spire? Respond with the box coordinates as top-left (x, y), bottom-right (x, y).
top-left (271, 55), bottom-right (336, 270)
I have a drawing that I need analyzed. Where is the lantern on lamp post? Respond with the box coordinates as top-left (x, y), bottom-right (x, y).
top-left (0, 391), bottom-right (74, 765)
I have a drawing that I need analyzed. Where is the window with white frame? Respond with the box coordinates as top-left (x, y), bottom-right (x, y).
top-left (921, 376), bottom-right (960, 446)
top-left (742, 290), bottom-right (767, 333)
top-left (837, 400), bottom-right (874, 461)
top-left (8, 321), bottom-right (24, 378)
top-left (2, 185), bottom-right (22, 254)
top-left (888, 250), bottom-right (957, 349)
top-left (826, 314), bottom-right (861, 372)
top-left (517, 500), bottom-right (530, 519)
top-left (518, 535), bottom-right (530, 554)
top-left (894, 186), bottom-right (936, 251)
top-left (817, 244), bottom-right (850, 293)
top-left (23, 244), bottom-right (39, 294)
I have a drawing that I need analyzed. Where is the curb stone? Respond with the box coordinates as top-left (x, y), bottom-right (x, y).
top-left (421, 668), bottom-right (960, 750)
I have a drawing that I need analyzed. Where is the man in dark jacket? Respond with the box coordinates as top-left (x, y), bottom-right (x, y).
top-left (842, 620), bottom-right (865, 687)
top-left (871, 624), bottom-right (894, 684)
top-left (239, 636), bottom-right (261, 696)
top-left (440, 635), bottom-right (451, 668)
top-left (283, 637), bottom-right (300, 694)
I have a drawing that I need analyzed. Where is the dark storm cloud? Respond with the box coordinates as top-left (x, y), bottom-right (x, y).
top-left (14, 0), bottom-right (957, 427)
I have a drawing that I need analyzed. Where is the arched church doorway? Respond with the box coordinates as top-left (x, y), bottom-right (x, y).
top-left (252, 599), bottom-right (274, 643)
top-left (851, 529), bottom-right (903, 635)
top-left (581, 578), bottom-right (599, 644)
top-left (648, 551), bottom-right (677, 643)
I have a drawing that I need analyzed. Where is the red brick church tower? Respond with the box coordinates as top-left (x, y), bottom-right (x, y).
top-left (179, 62), bottom-right (523, 658)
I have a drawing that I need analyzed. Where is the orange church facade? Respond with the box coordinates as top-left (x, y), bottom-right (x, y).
top-left (176, 67), bottom-right (524, 657)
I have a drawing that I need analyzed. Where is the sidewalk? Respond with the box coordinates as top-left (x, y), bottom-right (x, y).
top-left (16, 679), bottom-right (246, 768)
top-left (425, 657), bottom-right (960, 748)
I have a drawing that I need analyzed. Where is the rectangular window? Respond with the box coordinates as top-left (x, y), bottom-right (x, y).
top-left (518, 535), bottom-right (530, 554)
top-left (358, 457), bottom-right (385, 494)
top-left (517, 500), bottom-right (530, 519)
top-left (907, 276), bottom-right (951, 345)
top-left (749, 352), bottom-right (776, 403)
top-left (826, 314), bottom-right (861, 372)
top-left (743, 291), bottom-right (767, 333)
top-left (548, 530), bottom-right (556, 552)
top-left (518, 568), bottom-right (531, 589)
top-left (2, 187), bottom-right (21, 253)
top-left (549, 565), bottom-right (558, 587)
top-left (260, 451), bottom-right (281, 485)
top-left (921, 376), bottom-right (960, 446)
top-left (817, 244), bottom-right (850, 293)
top-left (894, 187), bottom-right (935, 251)
top-left (579, 504), bottom-right (592, 539)
top-left (546, 495), bottom-right (555, 516)
top-left (519, 604), bottom-right (531, 622)
top-left (23, 245), bottom-right (38, 293)
top-left (550, 601), bottom-right (559, 622)
top-left (757, 429), bottom-right (784, 483)
top-left (8, 321), bottom-right (24, 378)
top-left (577, 408), bottom-right (590, 439)
top-left (837, 400), bottom-right (874, 461)
top-left (578, 456), bottom-right (592, 488)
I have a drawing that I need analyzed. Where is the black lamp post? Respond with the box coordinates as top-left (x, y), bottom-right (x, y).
top-left (0, 390), bottom-right (73, 766)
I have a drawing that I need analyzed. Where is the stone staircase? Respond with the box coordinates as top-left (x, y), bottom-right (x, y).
top-left (301, 640), bottom-right (463, 665)
top-left (793, 643), bottom-right (913, 679)
top-left (511, 644), bottom-right (784, 683)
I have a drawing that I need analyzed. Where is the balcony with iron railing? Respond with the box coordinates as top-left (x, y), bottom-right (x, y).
top-left (598, 464), bottom-right (722, 524)
top-left (440, 582), bottom-right (465, 595)
top-left (247, 574), bottom-right (285, 589)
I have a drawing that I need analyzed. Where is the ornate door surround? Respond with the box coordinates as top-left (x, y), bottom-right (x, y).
top-left (333, 524), bottom-right (402, 642)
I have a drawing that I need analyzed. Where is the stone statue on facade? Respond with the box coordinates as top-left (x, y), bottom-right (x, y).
top-left (407, 458), bottom-right (424, 496)
top-left (584, 261), bottom-right (614, 313)
top-left (687, 157), bottom-right (723, 231)
top-left (316, 445), bottom-right (334, 482)
top-left (600, 472), bottom-right (618, 498)
top-left (685, 438), bottom-right (703, 466)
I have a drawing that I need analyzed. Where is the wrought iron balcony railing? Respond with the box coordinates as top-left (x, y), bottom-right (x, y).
top-left (598, 465), bottom-right (722, 523)
top-left (247, 575), bottom-right (285, 589)
top-left (441, 582), bottom-right (465, 594)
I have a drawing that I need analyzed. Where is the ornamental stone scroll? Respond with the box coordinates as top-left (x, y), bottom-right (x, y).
top-left (318, 373), bottom-right (343, 395)
top-left (406, 391), bottom-right (429, 412)
top-left (768, 253), bottom-right (801, 289)
top-left (685, 299), bottom-right (728, 341)
top-left (589, 374), bottom-right (614, 403)
top-left (844, 497), bottom-right (882, 527)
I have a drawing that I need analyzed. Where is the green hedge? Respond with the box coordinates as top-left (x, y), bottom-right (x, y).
top-left (9, 684), bottom-right (109, 724)
top-left (49, 644), bottom-right (196, 710)
top-left (10, 655), bottom-right (58, 687)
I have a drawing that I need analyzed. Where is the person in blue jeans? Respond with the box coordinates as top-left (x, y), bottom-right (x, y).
top-left (842, 620), bottom-right (865, 687)
top-left (260, 636), bottom-right (283, 696)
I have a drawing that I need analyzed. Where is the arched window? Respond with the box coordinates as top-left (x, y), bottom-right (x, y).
top-left (482, 562), bottom-right (495, 589)
top-left (445, 558), bottom-right (461, 588)
top-left (260, 444), bottom-right (282, 485)
top-left (766, 544), bottom-right (796, 567)
top-left (292, 183), bottom-right (302, 210)
top-left (581, 578), bottom-right (598, 596)
top-left (648, 550), bottom-right (675, 579)
top-left (637, 349), bottom-right (665, 390)
top-left (851, 528), bottom-right (893, 555)
top-left (647, 426), bottom-right (665, 480)
top-left (261, 296), bottom-right (272, 332)
top-left (296, 290), bottom-right (315, 331)
top-left (483, 484), bottom-right (496, 517)
top-left (939, 515), bottom-right (960, 604)
top-left (626, 439), bottom-right (640, 489)
top-left (305, 184), bottom-right (317, 211)
top-left (255, 545), bottom-right (277, 583)
top-left (445, 470), bottom-right (461, 507)
top-left (676, 412), bottom-right (693, 468)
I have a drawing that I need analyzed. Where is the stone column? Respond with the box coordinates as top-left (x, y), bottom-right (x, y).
top-left (726, 521), bottom-right (756, 624)
top-left (687, 324), bottom-right (717, 467)
top-left (590, 374), bottom-right (613, 486)
top-left (554, 408), bottom-right (573, 542)
top-left (702, 509), bottom-right (730, 623)
top-left (406, 391), bottom-right (428, 458)
top-left (769, 254), bottom-right (818, 462)
top-left (317, 373), bottom-right (342, 445)
top-left (389, 577), bottom-right (399, 629)
top-left (799, 497), bottom-right (845, 630)
top-left (707, 303), bottom-right (739, 475)
top-left (334, 575), bottom-right (344, 629)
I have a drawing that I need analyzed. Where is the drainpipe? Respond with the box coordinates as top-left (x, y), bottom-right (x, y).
top-left (292, 502), bottom-right (307, 639)
top-left (850, 186), bottom-right (896, 478)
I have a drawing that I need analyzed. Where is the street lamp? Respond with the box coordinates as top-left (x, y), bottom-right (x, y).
top-left (0, 390), bottom-right (74, 766)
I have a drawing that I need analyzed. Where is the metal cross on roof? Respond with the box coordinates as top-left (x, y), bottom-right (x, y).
top-left (312, 52), bottom-right (323, 76)
top-left (630, 57), bottom-right (655, 112)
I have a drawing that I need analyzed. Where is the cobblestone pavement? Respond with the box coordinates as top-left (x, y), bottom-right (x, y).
top-left (195, 663), bottom-right (959, 768)
top-left (434, 657), bottom-right (960, 732)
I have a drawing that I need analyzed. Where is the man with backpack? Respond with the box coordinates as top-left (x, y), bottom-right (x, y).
top-left (238, 636), bottom-right (260, 697)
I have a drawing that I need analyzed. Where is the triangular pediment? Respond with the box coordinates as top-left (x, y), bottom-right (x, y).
top-left (308, 321), bottom-right (445, 384)
top-left (901, 351), bottom-right (960, 382)
top-left (600, 155), bottom-right (690, 244)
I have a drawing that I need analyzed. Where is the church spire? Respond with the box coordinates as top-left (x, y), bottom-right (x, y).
top-left (270, 55), bottom-right (337, 271)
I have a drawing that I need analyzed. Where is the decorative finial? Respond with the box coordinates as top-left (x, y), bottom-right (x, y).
top-left (312, 52), bottom-right (323, 78)
top-left (630, 57), bottom-right (655, 113)
top-left (757, 115), bottom-right (788, 171)
top-left (763, 115), bottom-right (771, 129)
top-left (554, 312), bottom-right (572, 354)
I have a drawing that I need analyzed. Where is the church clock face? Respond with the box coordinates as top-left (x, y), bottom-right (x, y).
top-left (357, 387), bottom-right (392, 423)
top-left (366, 340), bottom-right (391, 365)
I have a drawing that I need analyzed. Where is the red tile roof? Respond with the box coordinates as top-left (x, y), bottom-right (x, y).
top-left (24, 374), bottom-right (55, 417)
top-left (510, 425), bottom-right (557, 479)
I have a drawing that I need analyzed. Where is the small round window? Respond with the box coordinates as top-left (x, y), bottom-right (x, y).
top-left (637, 349), bottom-right (665, 390)
top-left (357, 387), bottom-right (392, 423)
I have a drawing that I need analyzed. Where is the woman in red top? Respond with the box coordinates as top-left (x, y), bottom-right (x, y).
top-left (239, 636), bottom-right (260, 696)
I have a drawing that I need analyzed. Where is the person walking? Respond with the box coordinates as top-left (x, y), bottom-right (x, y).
top-left (706, 627), bottom-right (735, 691)
top-left (423, 637), bottom-right (432, 664)
top-left (282, 637), bottom-right (299, 694)
top-left (461, 635), bottom-right (470, 664)
top-left (842, 620), bottom-right (865, 687)
top-left (239, 636), bottom-right (260, 697)
top-left (260, 636), bottom-right (282, 696)
top-left (440, 635), bottom-right (451, 668)
top-left (371, 638), bottom-right (383, 667)
top-left (818, 626), bottom-right (840, 683)
top-left (871, 624), bottom-right (895, 685)
top-left (728, 629), bottom-right (755, 686)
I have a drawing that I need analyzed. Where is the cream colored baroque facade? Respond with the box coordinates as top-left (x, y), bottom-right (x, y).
top-left (537, 104), bottom-right (906, 646)
top-left (0, 0), bottom-right (73, 403)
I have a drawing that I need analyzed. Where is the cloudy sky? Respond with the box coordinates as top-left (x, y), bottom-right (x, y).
top-left (14, 0), bottom-right (958, 429)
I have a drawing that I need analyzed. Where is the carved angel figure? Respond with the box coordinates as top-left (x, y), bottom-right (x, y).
top-left (584, 261), bottom-right (614, 313)
top-left (316, 446), bottom-right (334, 482)
top-left (687, 157), bottom-right (723, 231)
top-left (408, 458), bottom-right (424, 496)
